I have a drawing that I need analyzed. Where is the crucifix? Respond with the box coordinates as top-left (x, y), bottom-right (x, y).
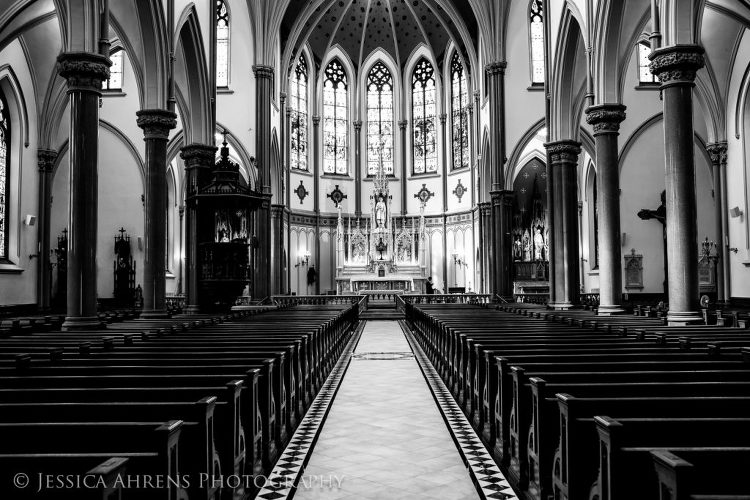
top-left (637, 190), bottom-right (667, 294)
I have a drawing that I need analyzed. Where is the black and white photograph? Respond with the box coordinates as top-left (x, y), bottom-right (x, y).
top-left (0, 0), bottom-right (748, 498)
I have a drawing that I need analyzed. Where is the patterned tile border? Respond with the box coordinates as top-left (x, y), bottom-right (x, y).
top-left (255, 321), bottom-right (365, 500)
top-left (399, 320), bottom-right (521, 500)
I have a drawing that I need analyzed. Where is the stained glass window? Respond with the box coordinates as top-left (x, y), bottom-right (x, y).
top-left (102, 49), bottom-right (123, 90)
top-left (0, 91), bottom-right (8, 260)
top-left (290, 54), bottom-right (308, 171)
top-left (412, 58), bottom-right (437, 175)
top-left (530, 0), bottom-right (545, 84)
top-left (216, 0), bottom-right (230, 88)
top-left (451, 53), bottom-right (469, 171)
top-left (367, 62), bottom-right (394, 176)
top-left (638, 42), bottom-right (657, 83)
top-left (323, 59), bottom-right (348, 175)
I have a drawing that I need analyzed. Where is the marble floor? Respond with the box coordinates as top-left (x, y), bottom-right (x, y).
top-left (294, 321), bottom-right (480, 500)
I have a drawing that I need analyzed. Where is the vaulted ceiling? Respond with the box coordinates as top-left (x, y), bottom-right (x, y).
top-left (281, 0), bottom-right (478, 73)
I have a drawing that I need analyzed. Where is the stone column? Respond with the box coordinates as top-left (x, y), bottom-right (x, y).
top-left (57, 52), bottom-right (110, 330)
top-left (179, 144), bottom-right (216, 313)
top-left (253, 65), bottom-right (274, 299)
top-left (312, 115), bottom-right (321, 296)
top-left (353, 120), bottom-right (363, 217)
top-left (37, 149), bottom-right (57, 310)
top-left (649, 45), bottom-right (705, 325)
top-left (399, 119), bottom-right (408, 215)
top-left (586, 104), bottom-right (626, 315)
top-left (707, 142), bottom-right (727, 304)
top-left (478, 202), bottom-right (492, 293)
top-left (177, 205), bottom-right (184, 295)
top-left (271, 204), bottom-right (285, 295)
top-left (546, 149), bottom-right (556, 304)
top-left (136, 109), bottom-right (177, 318)
top-left (546, 140), bottom-right (582, 309)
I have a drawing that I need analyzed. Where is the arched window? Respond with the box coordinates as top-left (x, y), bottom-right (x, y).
top-left (0, 91), bottom-right (9, 260)
top-left (216, 0), bottom-right (230, 88)
top-left (102, 49), bottom-right (123, 91)
top-left (367, 61), bottom-right (394, 176)
top-left (290, 54), bottom-right (308, 171)
top-left (412, 58), bottom-right (437, 175)
top-left (451, 53), bottom-right (469, 171)
top-left (529, 0), bottom-right (545, 84)
top-left (323, 59), bottom-right (348, 175)
top-left (638, 42), bottom-right (657, 84)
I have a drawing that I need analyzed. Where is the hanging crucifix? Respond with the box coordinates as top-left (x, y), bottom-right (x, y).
top-left (637, 190), bottom-right (667, 294)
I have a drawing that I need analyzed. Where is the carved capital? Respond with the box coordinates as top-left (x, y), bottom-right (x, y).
top-left (648, 44), bottom-right (705, 86)
top-left (353, 120), bottom-right (363, 131)
top-left (485, 61), bottom-right (507, 77)
top-left (545, 140), bottom-right (582, 165)
top-left (585, 104), bottom-right (626, 134)
top-left (252, 64), bottom-right (274, 80)
top-left (478, 201), bottom-right (492, 217)
top-left (398, 120), bottom-right (408, 130)
top-left (312, 115), bottom-right (321, 126)
top-left (136, 109), bottom-right (177, 140)
top-left (180, 143), bottom-right (217, 170)
top-left (439, 113), bottom-right (447, 124)
top-left (37, 149), bottom-right (58, 173)
top-left (279, 92), bottom-right (287, 104)
top-left (57, 52), bottom-right (111, 94)
top-left (706, 141), bottom-right (728, 166)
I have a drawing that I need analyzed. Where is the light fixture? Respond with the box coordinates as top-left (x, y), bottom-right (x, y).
top-left (296, 251), bottom-right (310, 268)
top-left (453, 253), bottom-right (468, 267)
top-left (729, 206), bottom-right (743, 218)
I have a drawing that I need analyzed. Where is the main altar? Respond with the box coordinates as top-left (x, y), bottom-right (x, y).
top-left (334, 153), bottom-right (428, 294)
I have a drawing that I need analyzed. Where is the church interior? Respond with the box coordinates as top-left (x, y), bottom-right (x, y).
top-left (1, 0), bottom-right (750, 499)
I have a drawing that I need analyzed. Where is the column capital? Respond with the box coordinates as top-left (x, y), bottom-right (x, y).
top-left (136, 109), bottom-right (177, 140)
top-left (279, 92), bottom-right (287, 103)
top-left (252, 64), bottom-right (274, 80)
top-left (706, 141), bottom-right (728, 166)
top-left (585, 103), bottom-right (626, 135)
top-left (180, 143), bottom-right (217, 169)
top-left (478, 201), bottom-right (492, 216)
top-left (37, 148), bottom-right (58, 173)
top-left (648, 44), bottom-right (705, 87)
top-left (57, 52), bottom-right (111, 93)
top-left (439, 113), bottom-right (447, 124)
top-left (312, 115), bottom-right (321, 126)
top-left (474, 90), bottom-right (481, 101)
top-left (466, 102), bottom-right (474, 113)
top-left (485, 61), bottom-right (507, 77)
top-left (353, 120), bottom-right (363, 130)
top-left (544, 140), bottom-right (582, 164)
top-left (398, 119), bottom-right (408, 129)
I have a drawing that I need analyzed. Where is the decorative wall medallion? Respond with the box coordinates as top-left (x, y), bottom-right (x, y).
top-left (327, 184), bottom-right (347, 208)
top-left (294, 180), bottom-right (309, 204)
top-left (414, 183), bottom-right (434, 206)
top-left (453, 179), bottom-right (467, 203)
top-left (624, 248), bottom-right (644, 291)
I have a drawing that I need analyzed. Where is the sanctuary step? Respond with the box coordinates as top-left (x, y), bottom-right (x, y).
top-left (359, 309), bottom-right (405, 320)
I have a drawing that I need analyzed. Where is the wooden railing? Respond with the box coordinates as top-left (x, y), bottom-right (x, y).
top-left (580, 293), bottom-right (600, 307)
top-left (513, 293), bottom-right (549, 304)
top-left (165, 294), bottom-right (186, 311)
top-left (400, 294), bottom-right (494, 305)
top-left (270, 295), bottom-right (362, 307)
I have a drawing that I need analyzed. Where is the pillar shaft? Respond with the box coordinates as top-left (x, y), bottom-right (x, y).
top-left (586, 104), bottom-right (626, 315)
top-left (37, 149), bottom-right (58, 310)
top-left (137, 109), bottom-right (177, 318)
top-left (707, 142), bottom-right (727, 304)
top-left (546, 149), bottom-right (556, 304)
top-left (253, 65), bottom-right (274, 299)
top-left (399, 120), bottom-right (407, 215)
top-left (649, 45), bottom-right (705, 325)
top-left (478, 202), bottom-right (492, 293)
top-left (271, 204), bottom-right (286, 295)
top-left (57, 52), bottom-right (110, 330)
top-left (179, 144), bottom-right (217, 313)
top-left (354, 121), bottom-right (363, 217)
top-left (546, 140), bottom-right (582, 309)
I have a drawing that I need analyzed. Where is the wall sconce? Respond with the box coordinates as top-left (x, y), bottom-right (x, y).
top-left (729, 206), bottom-right (743, 219)
top-left (453, 253), bottom-right (468, 267)
top-left (296, 251), bottom-right (310, 268)
top-left (729, 247), bottom-right (739, 254)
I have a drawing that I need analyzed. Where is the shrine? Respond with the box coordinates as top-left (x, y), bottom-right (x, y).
top-left (335, 151), bottom-right (428, 294)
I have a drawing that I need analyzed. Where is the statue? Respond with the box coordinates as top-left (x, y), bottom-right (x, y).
top-left (522, 230), bottom-right (531, 262)
top-left (534, 226), bottom-right (545, 261)
top-left (375, 194), bottom-right (386, 228)
top-left (513, 235), bottom-right (523, 260)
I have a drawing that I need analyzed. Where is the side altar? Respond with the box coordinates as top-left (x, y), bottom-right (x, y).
top-left (334, 153), bottom-right (428, 294)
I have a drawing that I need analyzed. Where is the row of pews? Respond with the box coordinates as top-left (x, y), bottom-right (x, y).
top-left (0, 303), bottom-right (360, 499)
top-left (405, 301), bottom-right (750, 500)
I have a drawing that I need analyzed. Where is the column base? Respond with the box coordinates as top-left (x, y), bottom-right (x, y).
top-left (666, 310), bottom-right (703, 326)
top-left (597, 305), bottom-right (625, 316)
top-left (549, 301), bottom-right (575, 310)
top-left (183, 304), bottom-right (201, 315)
top-left (62, 316), bottom-right (104, 331)
top-left (139, 309), bottom-right (171, 319)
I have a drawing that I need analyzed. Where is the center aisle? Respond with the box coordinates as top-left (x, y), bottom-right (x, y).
top-left (294, 321), bottom-right (480, 500)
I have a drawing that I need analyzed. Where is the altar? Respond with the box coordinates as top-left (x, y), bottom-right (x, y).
top-left (334, 147), bottom-right (428, 294)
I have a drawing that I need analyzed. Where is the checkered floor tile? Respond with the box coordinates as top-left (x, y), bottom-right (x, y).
top-left (255, 322), bottom-right (365, 500)
top-left (399, 321), bottom-right (520, 500)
